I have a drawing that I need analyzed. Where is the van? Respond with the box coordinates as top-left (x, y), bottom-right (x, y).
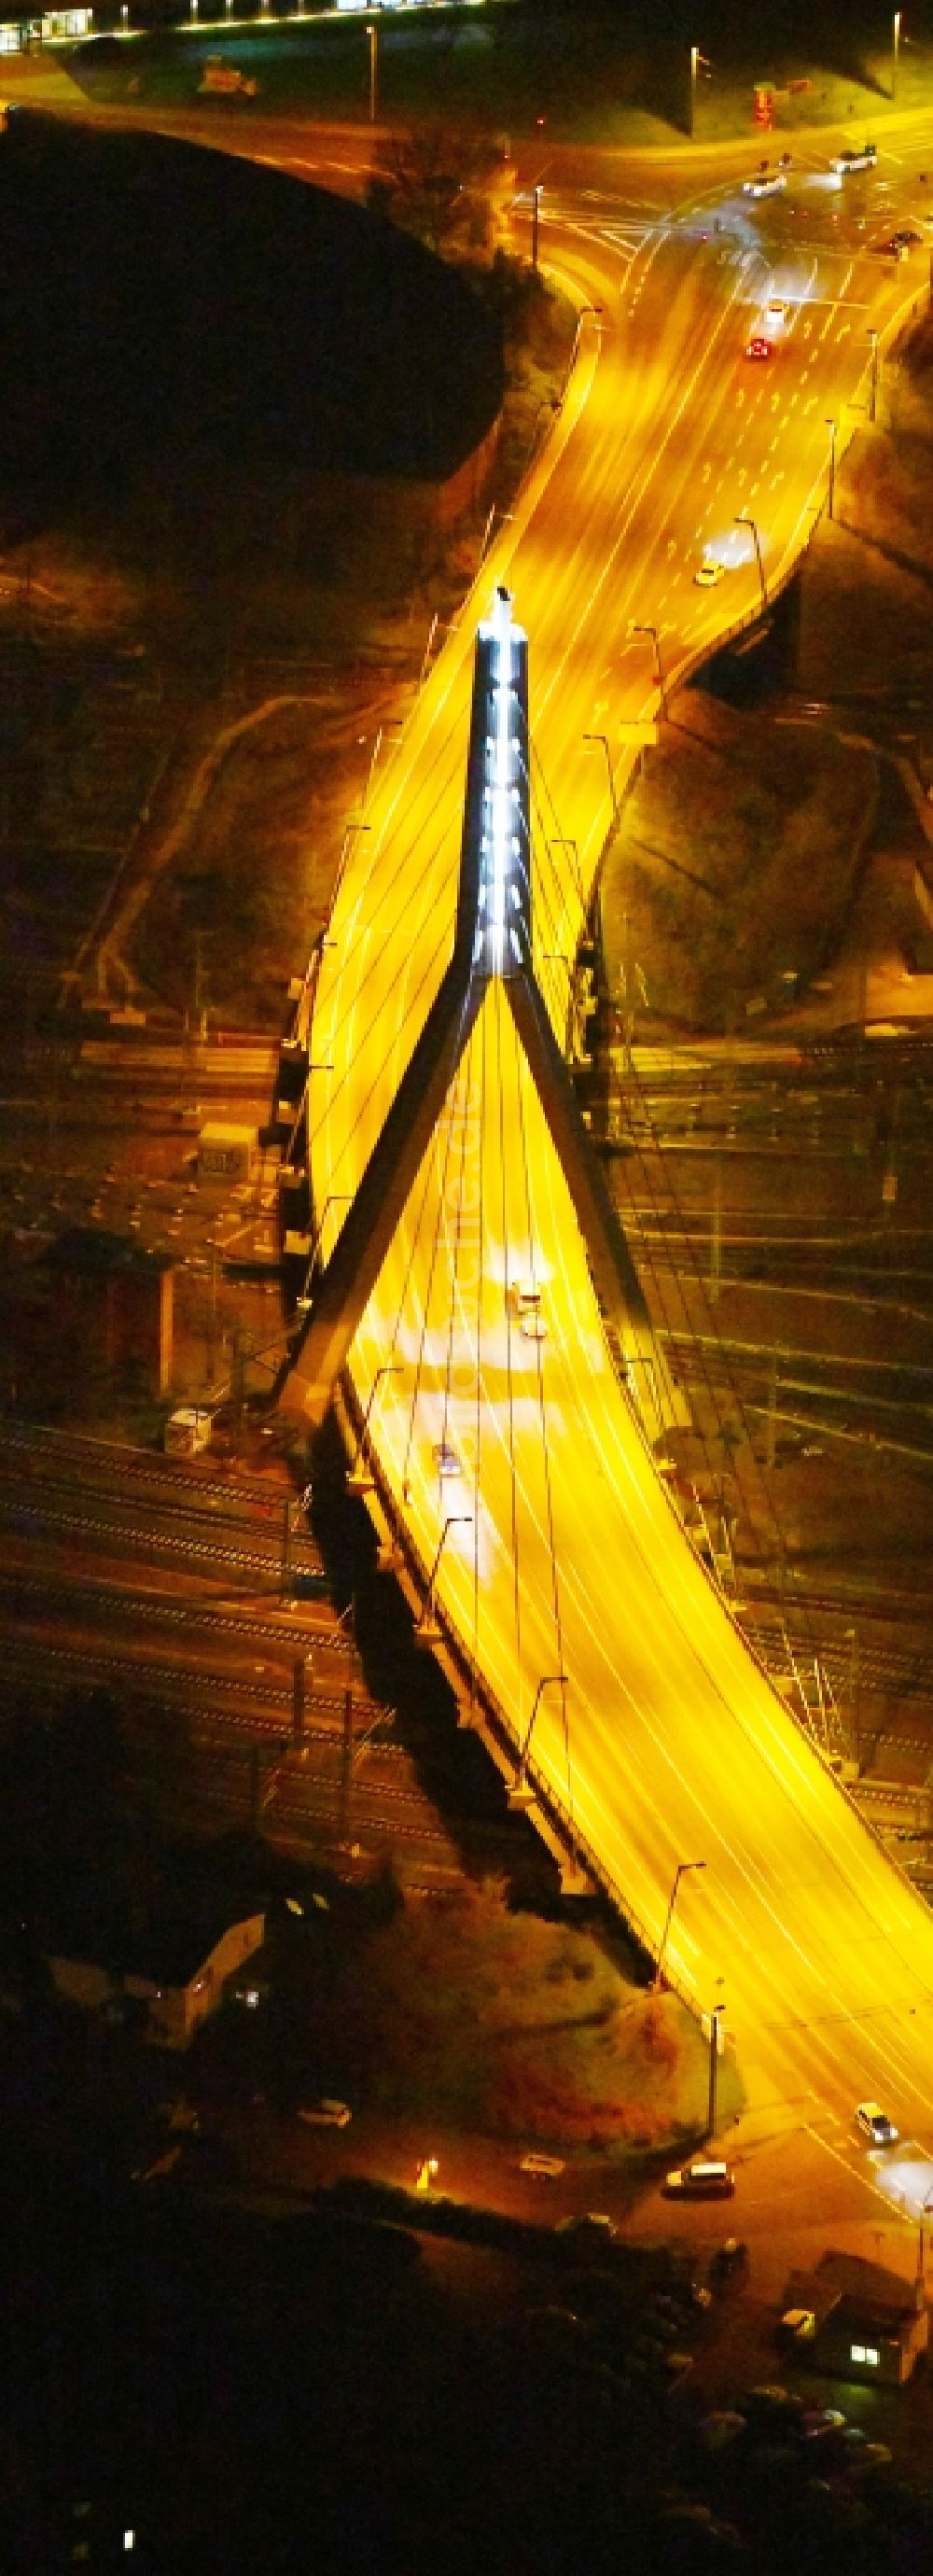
top-left (163, 1407), bottom-right (213, 1457)
top-left (664, 2159), bottom-right (735, 2199)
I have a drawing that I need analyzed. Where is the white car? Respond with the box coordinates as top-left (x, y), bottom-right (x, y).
top-left (831, 144), bottom-right (877, 175)
top-left (694, 560), bottom-right (725, 589)
top-left (743, 171), bottom-right (787, 199)
top-left (766, 298), bottom-right (787, 323)
top-left (520, 2151), bottom-right (565, 2178)
top-left (298, 2098), bottom-right (353, 2129)
top-left (664, 2158), bottom-right (735, 2198)
top-left (855, 2100), bottom-right (898, 2146)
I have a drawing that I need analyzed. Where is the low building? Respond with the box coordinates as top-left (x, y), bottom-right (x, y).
top-left (47, 1900), bottom-right (265, 2051)
top-left (198, 1121), bottom-right (259, 1183)
top-left (0, 1225), bottom-right (174, 1407)
top-left (782, 2251), bottom-right (929, 2387)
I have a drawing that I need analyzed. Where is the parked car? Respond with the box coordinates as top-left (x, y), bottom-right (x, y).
top-left (520, 2151), bottom-right (565, 2178)
top-left (739, 2384), bottom-right (805, 2431)
top-left (708, 2237), bottom-right (748, 2284)
top-left (778, 2305), bottom-right (816, 2345)
top-left (803, 2406), bottom-right (847, 2441)
top-left (664, 2158), bottom-right (735, 2199)
top-left (555, 2211), bottom-right (616, 2238)
top-left (298, 2098), bottom-right (353, 2129)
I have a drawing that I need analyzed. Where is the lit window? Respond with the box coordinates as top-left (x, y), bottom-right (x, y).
top-left (851, 2342), bottom-right (880, 2367)
top-left (866, 2346), bottom-right (880, 2367)
top-left (124, 2535), bottom-right (135, 2554)
top-left (851, 2344), bottom-right (865, 2362)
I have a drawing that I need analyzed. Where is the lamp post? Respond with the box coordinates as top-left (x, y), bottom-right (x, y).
top-left (734, 513), bottom-right (768, 612)
top-left (296, 1194), bottom-right (351, 1313)
top-left (892, 8), bottom-right (901, 101)
top-left (366, 20), bottom-right (377, 123)
top-left (347, 1363), bottom-right (401, 1495)
top-left (633, 623), bottom-right (667, 720)
top-left (508, 1673), bottom-right (569, 1808)
top-left (826, 418), bottom-right (837, 522)
top-left (531, 182), bottom-right (542, 273)
top-left (706, 2000), bottom-right (725, 2137)
top-left (364, 718), bottom-right (402, 807)
top-left (414, 1515), bottom-right (472, 1648)
top-left (583, 730), bottom-right (618, 829)
top-left (653, 1858), bottom-right (705, 1993)
top-left (918, 2191), bottom-right (933, 2289)
top-left (689, 46), bottom-right (710, 139)
top-left (867, 328), bottom-right (880, 426)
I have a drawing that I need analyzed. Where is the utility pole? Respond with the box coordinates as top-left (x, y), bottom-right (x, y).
top-left (531, 182), bottom-right (541, 273)
top-left (707, 2002), bottom-right (725, 2137)
top-left (339, 1680), bottom-right (354, 1845)
top-left (826, 418), bottom-right (837, 522)
top-left (709, 1160), bottom-right (721, 1305)
top-left (366, 18), bottom-right (377, 123)
top-left (867, 329), bottom-right (879, 426)
top-left (689, 46), bottom-right (710, 139)
top-left (192, 929), bottom-right (209, 1043)
top-left (292, 1655), bottom-right (307, 1743)
top-left (765, 1345), bottom-right (780, 1472)
top-left (846, 1625), bottom-right (861, 1771)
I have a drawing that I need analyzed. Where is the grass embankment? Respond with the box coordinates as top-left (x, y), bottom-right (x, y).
top-left (270, 1878), bottom-right (741, 2151)
top-left (62, 7), bottom-right (933, 151)
top-left (603, 697), bottom-right (876, 1034)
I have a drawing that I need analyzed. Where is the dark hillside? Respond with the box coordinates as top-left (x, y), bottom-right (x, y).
top-left (0, 111), bottom-right (502, 514)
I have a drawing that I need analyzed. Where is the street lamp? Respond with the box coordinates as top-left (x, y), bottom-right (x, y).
top-left (867, 328), bottom-right (880, 426)
top-left (734, 514), bottom-right (768, 613)
top-left (531, 182), bottom-right (542, 273)
top-left (508, 1673), bottom-right (569, 1808)
top-left (366, 20), bottom-right (377, 124)
top-left (653, 1857), bottom-right (705, 1992)
top-left (295, 1195), bottom-right (351, 1312)
top-left (706, 2000), bottom-right (726, 2137)
top-left (583, 731), bottom-right (618, 829)
top-left (633, 623), bottom-right (667, 720)
top-left (893, 8), bottom-right (901, 101)
top-left (347, 1362), bottom-right (401, 1495)
top-left (689, 45), bottom-right (710, 140)
top-left (413, 1515), bottom-right (472, 1648)
top-left (825, 418), bottom-right (837, 522)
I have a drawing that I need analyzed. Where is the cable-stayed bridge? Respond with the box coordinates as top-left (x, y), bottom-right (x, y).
top-left (272, 579), bottom-right (933, 2135)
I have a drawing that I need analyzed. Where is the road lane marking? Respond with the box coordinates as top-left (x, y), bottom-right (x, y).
top-left (802, 2121), bottom-right (911, 2216)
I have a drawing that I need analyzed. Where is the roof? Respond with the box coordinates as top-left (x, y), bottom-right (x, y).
top-left (40, 1226), bottom-right (174, 1280)
top-left (784, 2248), bottom-right (924, 2335)
top-left (829, 2291), bottom-right (919, 2338)
top-left (48, 1892), bottom-right (263, 1991)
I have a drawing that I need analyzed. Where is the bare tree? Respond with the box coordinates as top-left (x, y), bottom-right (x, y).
top-left (365, 127), bottom-right (500, 256)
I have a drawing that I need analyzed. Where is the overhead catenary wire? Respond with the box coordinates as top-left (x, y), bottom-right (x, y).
top-left (607, 1050), bottom-right (837, 1730)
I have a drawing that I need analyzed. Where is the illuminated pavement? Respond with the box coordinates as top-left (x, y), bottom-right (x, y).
top-left (283, 132), bottom-right (933, 2137)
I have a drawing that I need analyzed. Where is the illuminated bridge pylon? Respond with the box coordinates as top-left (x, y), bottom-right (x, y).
top-left (283, 586), bottom-right (671, 1431)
